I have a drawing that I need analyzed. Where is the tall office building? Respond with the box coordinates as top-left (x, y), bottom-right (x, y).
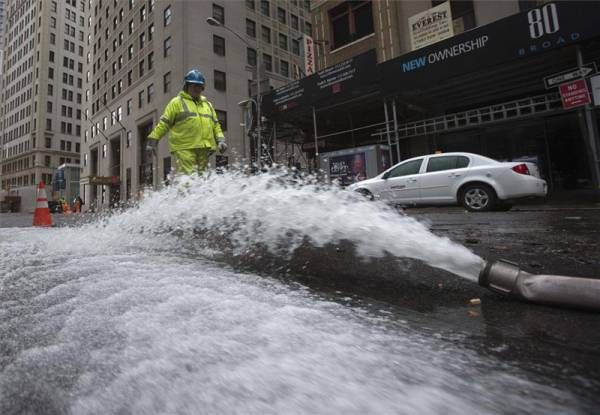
top-left (0, 0), bottom-right (7, 188)
top-left (1, 0), bottom-right (86, 191)
top-left (81, 0), bottom-right (310, 209)
top-left (0, 0), bottom-right (7, 73)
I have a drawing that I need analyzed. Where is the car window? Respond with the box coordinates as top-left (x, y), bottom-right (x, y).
top-left (387, 159), bottom-right (422, 178)
top-left (426, 155), bottom-right (470, 172)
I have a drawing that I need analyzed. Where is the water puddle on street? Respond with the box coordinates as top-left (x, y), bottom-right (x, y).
top-left (0, 170), bottom-right (592, 414)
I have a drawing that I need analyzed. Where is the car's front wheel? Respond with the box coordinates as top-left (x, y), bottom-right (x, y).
top-left (460, 183), bottom-right (497, 212)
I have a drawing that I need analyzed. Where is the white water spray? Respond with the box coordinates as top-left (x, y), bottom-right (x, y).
top-left (85, 168), bottom-right (484, 281)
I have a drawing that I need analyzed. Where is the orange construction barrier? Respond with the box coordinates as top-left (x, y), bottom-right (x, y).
top-left (33, 181), bottom-right (53, 227)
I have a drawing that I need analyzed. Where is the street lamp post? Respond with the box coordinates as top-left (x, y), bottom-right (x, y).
top-left (207, 17), bottom-right (262, 170)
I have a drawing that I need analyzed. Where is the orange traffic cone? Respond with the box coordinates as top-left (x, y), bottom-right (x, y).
top-left (33, 181), bottom-right (53, 227)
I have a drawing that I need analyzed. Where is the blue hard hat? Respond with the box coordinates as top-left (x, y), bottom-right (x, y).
top-left (184, 69), bottom-right (205, 85)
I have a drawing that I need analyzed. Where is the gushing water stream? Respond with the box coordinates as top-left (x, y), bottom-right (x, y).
top-left (97, 169), bottom-right (485, 281)
top-left (0, 170), bottom-right (589, 414)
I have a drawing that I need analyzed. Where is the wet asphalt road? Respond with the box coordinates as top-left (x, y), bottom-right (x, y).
top-left (2, 205), bottom-right (600, 411)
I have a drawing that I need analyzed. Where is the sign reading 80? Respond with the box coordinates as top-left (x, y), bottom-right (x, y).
top-left (527, 3), bottom-right (560, 39)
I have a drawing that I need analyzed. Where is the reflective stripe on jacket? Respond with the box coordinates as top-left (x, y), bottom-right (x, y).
top-left (147, 91), bottom-right (224, 152)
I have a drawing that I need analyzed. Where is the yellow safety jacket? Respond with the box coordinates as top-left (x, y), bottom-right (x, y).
top-left (148, 91), bottom-right (225, 152)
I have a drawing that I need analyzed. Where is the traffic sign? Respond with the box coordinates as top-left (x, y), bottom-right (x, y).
top-left (559, 79), bottom-right (591, 110)
top-left (544, 63), bottom-right (597, 89)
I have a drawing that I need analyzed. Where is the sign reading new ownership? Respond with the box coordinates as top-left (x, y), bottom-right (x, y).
top-left (380, 1), bottom-right (600, 93)
top-left (409, 1), bottom-right (454, 51)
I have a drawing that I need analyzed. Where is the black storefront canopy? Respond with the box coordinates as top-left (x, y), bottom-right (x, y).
top-left (262, 0), bottom-right (600, 127)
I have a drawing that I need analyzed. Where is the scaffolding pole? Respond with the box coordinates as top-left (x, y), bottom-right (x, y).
top-left (576, 46), bottom-right (600, 189)
top-left (383, 100), bottom-right (393, 163)
top-left (392, 98), bottom-right (401, 162)
top-left (312, 106), bottom-right (319, 169)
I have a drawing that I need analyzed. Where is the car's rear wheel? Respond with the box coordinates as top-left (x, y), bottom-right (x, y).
top-left (355, 188), bottom-right (374, 201)
top-left (460, 183), bottom-right (497, 212)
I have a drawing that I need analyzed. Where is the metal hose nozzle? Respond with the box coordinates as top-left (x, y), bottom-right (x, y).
top-left (479, 259), bottom-right (600, 312)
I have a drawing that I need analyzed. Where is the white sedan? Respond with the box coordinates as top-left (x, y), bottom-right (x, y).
top-left (347, 152), bottom-right (547, 211)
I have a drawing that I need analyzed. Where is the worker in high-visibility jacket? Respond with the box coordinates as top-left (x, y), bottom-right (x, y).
top-left (145, 69), bottom-right (227, 175)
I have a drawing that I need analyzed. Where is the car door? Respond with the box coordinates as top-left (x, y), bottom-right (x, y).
top-left (382, 158), bottom-right (423, 203)
top-left (419, 155), bottom-right (470, 202)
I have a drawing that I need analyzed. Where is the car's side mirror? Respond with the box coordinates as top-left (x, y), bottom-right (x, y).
top-left (382, 172), bottom-right (390, 180)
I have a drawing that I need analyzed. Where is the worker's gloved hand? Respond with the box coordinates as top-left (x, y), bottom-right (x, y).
top-left (217, 140), bottom-right (227, 154)
top-left (145, 139), bottom-right (158, 160)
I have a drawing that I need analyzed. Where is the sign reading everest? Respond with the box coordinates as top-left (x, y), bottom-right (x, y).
top-left (409, 1), bottom-right (454, 51)
top-left (303, 35), bottom-right (315, 76)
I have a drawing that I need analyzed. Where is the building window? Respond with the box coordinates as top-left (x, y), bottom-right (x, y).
top-left (139, 32), bottom-right (145, 48)
top-left (278, 33), bottom-right (287, 50)
top-left (260, 0), bottom-right (270, 16)
top-left (277, 7), bottom-right (286, 24)
top-left (127, 98), bottom-right (132, 115)
top-left (214, 70), bottom-right (226, 91)
top-left (148, 52), bottom-right (154, 70)
top-left (139, 59), bottom-right (145, 77)
top-left (215, 110), bottom-right (227, 131)
top-left (140, 5), bottom-right (146, 22)
top-left (212, 3), bottom-right (225, 24)
top-left (164, 5), bottom-right (172, 26)
top-left (147, 84), bottom-right (154, 103)
top-left (149, 23), bottom-right (154, 41)
top-left (213, 35), bottom-right (225, 56)
top-left (246, 19), bottom-right (256, 38)
top-left (164, 37), bottom-right (172, 57)
top-left (291, 14), bottom-right (299, 30)
top-left (329, 1), bottom-right (373, 49)
top-left (138, 90), bottom-right (144, 108)
top-left (432, 0), bottom-right (475, 32)
top-left (261, 26), bottom-right (271, 44)
top-left (46, 120), bottom-right (53, 131)
top-left (304, 21), bottom-right (312, 36)
top-left (247, 48), bottom-right (257, 66)
top-left (292, 38), bottom-right (300, 55)
top-left (280, 60), bottom-right (289, 77)
top-left (163, 72), bottom-right (172, 93)
top-left (263, 53), bottom-right (272, 72)
top-left (246, 0), bottom-right (255, 10)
